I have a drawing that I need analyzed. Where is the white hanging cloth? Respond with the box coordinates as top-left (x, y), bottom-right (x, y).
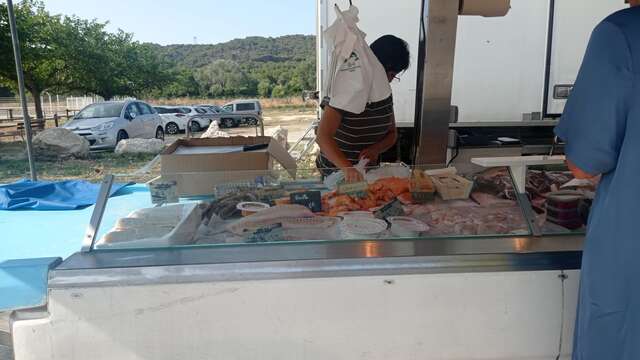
top-left (324, 5), bottom-right (391, 114)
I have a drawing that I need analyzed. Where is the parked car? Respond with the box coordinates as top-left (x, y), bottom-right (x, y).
top-left (196, 104), bottom-right (223, 113)
top-left (63, 100), bottom-right (164, 150)
top-left (220, 100), bottom-right (263, 128)
top-left (222, 100), bottom-right (262, 116)
top-left (154, 106), bottom-right (190, 135)
top-left (181, 106), bottom-right (218, 133)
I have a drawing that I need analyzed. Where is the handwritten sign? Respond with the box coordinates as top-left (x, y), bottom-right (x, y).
top-left (290, 191), bottom-right (322, 212)
top-left (374, 198), bottom-right (405, 219)
top-left (246, 223), bottom-right (285, 243)
top-left (337, 181), bottom-right (368, 198)
top-left (148, 180), bottom-right (178, 205)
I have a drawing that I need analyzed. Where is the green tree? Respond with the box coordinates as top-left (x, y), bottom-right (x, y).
top-left (271, 85), bottom-right (286, 98)
top-left (195, 60), bottom-right (254, 97)
top-left (0, 0), bottom-right (67, 119)
top-left (58, 19), bottom-right (170, 100)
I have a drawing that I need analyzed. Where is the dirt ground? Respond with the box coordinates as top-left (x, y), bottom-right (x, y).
top-left (0, 109), bottom-right (318, 183)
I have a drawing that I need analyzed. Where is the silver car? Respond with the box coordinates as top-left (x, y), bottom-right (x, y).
top-left (63, 100), bottom-right (164, 150)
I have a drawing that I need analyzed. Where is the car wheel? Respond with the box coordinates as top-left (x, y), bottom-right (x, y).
top-left (190, 121), bottom-right (201, 133)
top-left (222, 118), bottom-right (234, 128)
top-left (155, 127), bottom-right (165, 141)
top-left (116, 130), bottom-right (128, 144)
top-left (165, 122), bottom-right (179, 135)
top-left (246, 117), bottom-right (258, 126)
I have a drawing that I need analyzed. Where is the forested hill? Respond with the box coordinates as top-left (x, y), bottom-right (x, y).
top-left (146, 34), bottom-right (316, 98)
top-left (151, 35), bottom-right (315, 69)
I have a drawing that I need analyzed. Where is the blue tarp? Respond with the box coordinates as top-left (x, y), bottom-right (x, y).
top-left (0, 179), bottom-right (132, 210)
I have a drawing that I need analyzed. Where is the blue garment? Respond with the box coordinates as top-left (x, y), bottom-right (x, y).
top-left (0, 179), bottom-right (132, 210)
top-left (555, 7), bottom-right (640, 360)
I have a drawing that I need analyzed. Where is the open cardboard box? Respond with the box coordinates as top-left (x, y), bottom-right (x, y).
top-left (161, 136), bottom-right (297, 196)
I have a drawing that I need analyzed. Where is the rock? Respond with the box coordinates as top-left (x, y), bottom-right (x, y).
top-left (268, 126), bottom-right (288, 150)
top-left (114, 138), bottom-right (165, 155)
top-left (200, 121), bottom-right (230, 138)
top-left (33, 128), bottom-right (90, 161)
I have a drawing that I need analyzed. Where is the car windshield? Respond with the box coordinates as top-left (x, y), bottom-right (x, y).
top-left (156, 107), bottom-right (181, 114)
top-left (75, 103), bottom-right (124, 119)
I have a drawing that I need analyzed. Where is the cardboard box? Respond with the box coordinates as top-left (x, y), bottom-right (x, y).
top-left (161, 137), bottom-right (297, 196)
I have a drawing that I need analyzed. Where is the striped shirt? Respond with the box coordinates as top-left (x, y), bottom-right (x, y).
top-left (316, 95), bottom-right (394, 177)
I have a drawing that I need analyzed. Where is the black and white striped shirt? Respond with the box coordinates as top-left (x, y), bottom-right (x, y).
top-left (316, 95), bottom-right (394, 177)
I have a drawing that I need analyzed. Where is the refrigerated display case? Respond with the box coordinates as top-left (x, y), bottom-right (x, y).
top-left (10, 165), bottom-right (585, 360)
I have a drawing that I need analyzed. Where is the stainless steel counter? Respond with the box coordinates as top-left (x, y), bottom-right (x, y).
top-left (51, 234), bottom-right (583, 288)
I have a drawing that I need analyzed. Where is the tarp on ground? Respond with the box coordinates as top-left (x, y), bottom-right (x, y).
top-left (0, 179), bottom-right (132, 210)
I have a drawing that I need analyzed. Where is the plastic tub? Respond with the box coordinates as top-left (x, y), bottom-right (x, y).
top-left (236, 202), bottom-right (270, 217)
top-left (340, 217), bottom-right (388, 239)
top-left (337, 211), bottom-right (375, 219)
top-left (387, 216), bottom-right (429, 237)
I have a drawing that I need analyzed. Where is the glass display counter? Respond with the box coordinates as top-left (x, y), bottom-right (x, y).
top-left (55, 164), bottom-right (585, 275)
top-left (89, 165), bottom-right (538, 250)
top-left (14, 164), bottom-right (585, 360)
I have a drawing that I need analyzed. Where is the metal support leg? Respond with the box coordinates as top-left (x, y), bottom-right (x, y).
top-left (81, 175), bottom-right (114, 252)
top-left (414, 0), bottom-right (459, 167)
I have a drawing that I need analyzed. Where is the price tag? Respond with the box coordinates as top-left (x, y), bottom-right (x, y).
top-left (290, 191), bottom-right (322, 212)
top-left (246, 224), bottom-right (285, 243)
top-left (148, 180), bottom-right (178, 205)
top-left (374, 198), bottom-right (405, 219)
top-left (337, 181), bottom-right (368, 198)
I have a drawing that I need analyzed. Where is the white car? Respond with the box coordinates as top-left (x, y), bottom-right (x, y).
top-left (154, 106), bottom-right (190, 135)
top-left (63, 100), bottom-right (164, 150)
top-left (154, 106), bottom-right (217, 134)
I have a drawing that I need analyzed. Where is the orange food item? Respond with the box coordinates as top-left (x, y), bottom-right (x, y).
top-left (323, 177), bottom-right (415, 214)
top-left (397, 192), bottom-right (414, 205)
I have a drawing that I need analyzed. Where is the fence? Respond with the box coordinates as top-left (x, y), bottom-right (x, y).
top-left (0, 95), bottom-right (105, 122)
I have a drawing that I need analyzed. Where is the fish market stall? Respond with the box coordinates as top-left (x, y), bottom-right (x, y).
top-left (10, 163), bottom-right (587, 360)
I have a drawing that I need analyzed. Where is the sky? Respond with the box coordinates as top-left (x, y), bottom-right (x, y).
top-left (42, 0), bottom-right (316, 45)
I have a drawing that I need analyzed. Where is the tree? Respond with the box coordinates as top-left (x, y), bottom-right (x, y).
top-left (0, 0), bottom-right (67, 119)
top-left (195, 60), bottom-right (254, 97)
top-left (57, 19), bottom-right (171, 100)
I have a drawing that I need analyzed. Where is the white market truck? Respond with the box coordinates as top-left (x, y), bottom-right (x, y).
top-left (317, 0), bottom-right (626, 165)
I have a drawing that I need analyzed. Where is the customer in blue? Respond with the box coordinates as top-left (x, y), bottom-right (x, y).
top-left (554, 2), bottom-right (640, 359)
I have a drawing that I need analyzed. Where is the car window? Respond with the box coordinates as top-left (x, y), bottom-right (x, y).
top-left (154, 107), bottom-right (167, 114)
top-left (136, 103), bottom-right (152, 115)
top-left (195, 108), bottom-right (207, 114)
top-left (236, 103), bottom-right (255, 111)
top-left (75, 103), bottom-right (125, 119)
top-left (222, 105), bottom-right (233, 112)
top-left (126, 103), bottom-right (140, 117)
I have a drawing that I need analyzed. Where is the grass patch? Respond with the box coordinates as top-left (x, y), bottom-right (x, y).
top-left (0, 142), bottom-right (157, 184)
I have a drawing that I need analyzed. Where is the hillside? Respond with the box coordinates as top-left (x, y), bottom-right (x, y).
top-left (147, 34), bottom-right (316, 98)
top-left (151, 34), bottom-right (315, 69)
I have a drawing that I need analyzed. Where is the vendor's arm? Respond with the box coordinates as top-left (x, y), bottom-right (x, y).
top-left (317, 105), bottom-right (363, 182)
top-left (359, 114), bottom-right (398, 162)
top-left (555, 20), bottom-right (632, 179)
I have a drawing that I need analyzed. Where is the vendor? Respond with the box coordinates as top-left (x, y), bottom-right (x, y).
top-left (316, 34), bottom-right (410, 182)
top-left (554, 3), bottom-right (640, 359)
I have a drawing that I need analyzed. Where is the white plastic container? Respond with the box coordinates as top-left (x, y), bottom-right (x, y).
top-left (340, 217), bottom-right (388, 240)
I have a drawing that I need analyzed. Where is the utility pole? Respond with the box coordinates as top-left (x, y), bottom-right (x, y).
top-left (7, 0), bottom-right (37, 181)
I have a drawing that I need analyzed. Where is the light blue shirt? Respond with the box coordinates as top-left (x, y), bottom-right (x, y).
top-left (555, 7), bottom-right (640, 360)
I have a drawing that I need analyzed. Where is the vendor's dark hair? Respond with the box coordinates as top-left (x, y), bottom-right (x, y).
top-left (370, 35), bottom-right (410, 73)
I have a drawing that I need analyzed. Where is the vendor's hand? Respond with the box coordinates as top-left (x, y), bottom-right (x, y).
top-left (343, 167), bottom-right (364, 183)
top-left (359, 146), bottom-right (380, 163)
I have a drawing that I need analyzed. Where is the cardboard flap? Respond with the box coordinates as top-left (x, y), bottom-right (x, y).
top-left (266, 140), bottom-right (298, 178)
